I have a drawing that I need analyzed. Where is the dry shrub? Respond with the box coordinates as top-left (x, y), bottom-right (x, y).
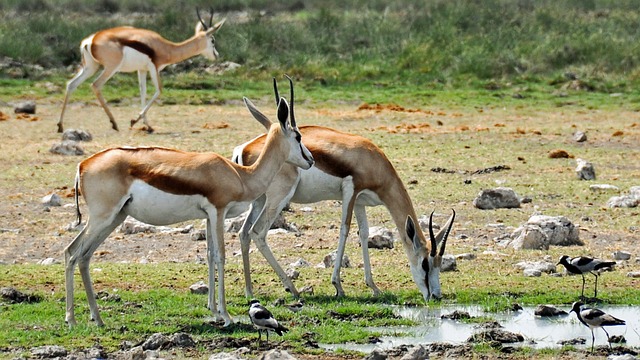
top-left (612, 130), bottom-right (624, 137)
top-left (0, 111), bottom-right (9, 121)
top-left (203, 122), bottom-right (230, 129)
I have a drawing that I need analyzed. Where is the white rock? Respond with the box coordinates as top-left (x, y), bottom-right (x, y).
top-left (589, 184), bottom-right (619, 192)
top-left (575, 158), bottom-right (596, 180)
top-left (613, 251), bottom-right (631, 261)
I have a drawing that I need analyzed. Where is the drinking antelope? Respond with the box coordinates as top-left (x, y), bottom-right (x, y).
top-left (232, 80), bottom-right (455, 301)
top-left (57, 10), bottom-right (225, 133)
top-left (63, 78), bottom-right (314, 327)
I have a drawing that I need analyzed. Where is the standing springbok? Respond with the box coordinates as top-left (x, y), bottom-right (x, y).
top-left (232, 81), bottom-right (455, 301)
top-left (64, 78), bottom-right (314, 327)
top-left (57, 10), bottom-right (225, 133)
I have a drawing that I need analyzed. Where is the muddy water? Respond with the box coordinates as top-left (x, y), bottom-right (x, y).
top-left (320, 305), bottom-right (640, 353)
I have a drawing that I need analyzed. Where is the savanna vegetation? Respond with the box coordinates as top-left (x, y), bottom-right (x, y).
top-left (1, 0), bottom-right (639, 359)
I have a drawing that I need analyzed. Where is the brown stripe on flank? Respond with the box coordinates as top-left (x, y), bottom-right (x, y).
top-left (118, 39), bottom-right (157, 63)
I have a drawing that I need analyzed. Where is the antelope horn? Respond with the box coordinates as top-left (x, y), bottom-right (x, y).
top-left (273, 77), bottom-right (280, 107)
top-left (209, 7), bottom-right (214, 28)
top-left (428, 211), bottom-right (437, 257)
top-left (196, 8), bottom-right (208, 30)
top-left (285, 74), bottom-right (296, 128)
top-left (438, 209), bottom-right (456, 256)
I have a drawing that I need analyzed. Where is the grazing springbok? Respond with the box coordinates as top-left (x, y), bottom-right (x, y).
top-left (232, 81), bottom-right (455, 301)
top-left (57, 10), bottom-right (225, 133)
top-left (63, 78), bottom-right (314, 327)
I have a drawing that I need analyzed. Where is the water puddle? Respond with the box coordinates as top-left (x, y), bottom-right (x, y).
top-left (320, 305), bottom-right (640, 353)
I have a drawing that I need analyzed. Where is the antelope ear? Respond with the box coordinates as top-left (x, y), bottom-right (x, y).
top-left (405, 216), bottom-right (423, 252)
top-left (276, 97), bottom-right (290, 133)
top-left (243, 97), bottom-right (272, 130)
top-left (211, 18), bottom-right (226, 33)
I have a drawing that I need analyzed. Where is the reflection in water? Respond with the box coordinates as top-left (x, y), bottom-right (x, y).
top-left (320, 305), bottom-right (640, 353)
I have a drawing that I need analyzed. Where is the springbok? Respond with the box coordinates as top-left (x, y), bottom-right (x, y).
top-left (232, 81), bottom-right (455, 301)
top-left (57, 10), bottom-right (225, 133)
top-left (63, 78), bottom-right (314, 327)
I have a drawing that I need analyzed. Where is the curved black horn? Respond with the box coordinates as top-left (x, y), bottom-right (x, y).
top-left (428, 211), bottom-right (437, 257)
top-left (438, 209), bottom-right (456, 256)
top-left (273, 77), bottom-right (280, 107)
top-left (209, 7), bottom-right (214, 28)
top-left (196, 8), bottom-right (208, 30)
top-left (285, 74), bottom-right (296, 128)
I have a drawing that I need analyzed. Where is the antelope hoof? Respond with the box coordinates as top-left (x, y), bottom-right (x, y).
top-left (57, 125), bottom-right (64, 133)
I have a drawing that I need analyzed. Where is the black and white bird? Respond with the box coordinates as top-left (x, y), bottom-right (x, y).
top-left (248, 299), bottom-right (289, 343)
top-left (570, 301), bottom-right (626, 352)
top-left (557, 255), bottom-right (616, 299)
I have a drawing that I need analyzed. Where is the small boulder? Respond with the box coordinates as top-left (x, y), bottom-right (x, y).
top-left (573, 131), bottom-right (587, 142)
top-left (62, 129), bottom-right (92, 142)
top-left (320, 251), bottom-right (351, 268)
top-left (575, 158), bottom-right (596, 180)
top-left (441, 254), bottom-right (457, 272)
top-left (467, 329), bottom-right (524, 343)
top-left (14, 100), bottom-right (36, 114)
top-left (366, 227), bottom-right (394, 249)
top-left (49, 140), bottom-right (84, 156)
top-left (189, 281), bottom-right (208, 295)
top-left (142, 333), bottom-right (170, 350)
top-left (534, 304), bottom-right (567, 317)
top-left (613, 251), bottom-right (632, 261)
top-left (473, 187), bottom-right (521, 210)
top-left (41, 193), bottom-right (62, 207)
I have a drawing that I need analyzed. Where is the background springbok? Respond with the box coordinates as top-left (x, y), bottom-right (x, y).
top-left (64, 78), bottom-right (313, 327)
top-left (57, 10), bottom-right (225, 133)
top-left (232, 81), bottom-right (455, 301)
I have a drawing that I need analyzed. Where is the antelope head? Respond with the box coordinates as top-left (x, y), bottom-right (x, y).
top-left (406, 209), bottom-right (456, 301)
top-left (196, 8), bottom-right (226, 60)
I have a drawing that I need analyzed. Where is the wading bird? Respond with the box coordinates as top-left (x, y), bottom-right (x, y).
top-left (249, 299), bottom-right (289, 343)
top-left (570, 301), bottom-right (625, 352)
top-left (558, 255), bottom-right (616, 299)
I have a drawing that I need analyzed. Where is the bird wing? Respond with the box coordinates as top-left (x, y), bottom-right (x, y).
top-left (572, 256), bottom-right (593, 267)
top-left (581, 307), bottom-right (606, 321)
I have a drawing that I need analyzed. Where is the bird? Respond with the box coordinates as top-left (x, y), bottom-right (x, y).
top-left (285, 300), bottom-right (304, 313)
top-left (248, 299), bottom-right (289, 343)
top-left (557, 255), bottom-right (616, 299)
top-left (570, 301), bottom-right (626, 352)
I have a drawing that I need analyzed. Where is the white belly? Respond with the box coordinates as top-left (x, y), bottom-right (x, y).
top-left (123, 180), bottom-right (210, 225)
top-left (291, 168), bottom-right (383, 206)
top-left (118, 47), bottom-right (154, 72)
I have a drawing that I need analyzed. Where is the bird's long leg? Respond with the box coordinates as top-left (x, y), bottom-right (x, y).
top-left (591, 329), bottom-right (595, 353)
top-left (580, 274), bottom-right (587, 299)
top-left (592, 272), bottom-right (599, 299)
top-left (602, 327), bottom-right (612, 349)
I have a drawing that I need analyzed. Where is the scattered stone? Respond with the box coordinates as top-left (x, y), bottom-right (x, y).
top-left (62, 129), bottom-right (93, 142)
top-left (514, 261), bottom-right (556, 274)
top-left (320, 250), bottom-right (351, 268)
top-left (364, 348), bottom-right (388, 360)
top-left (224, 212), bottom-right (247, 233)
top-left (366, 226), bottom-right (394, 249)
top-left (548, 149), bottom-right (571, 159)
top-left (259, 349), bottom-right (298, 360)
top-left (607, 354), bottom-right (637, 360)
top-left (41, 193), bottom-right (62, 207)
top-left (627, 272), bottom-right (640, 278)
top-left (285, 268), bottom-right (300, 280)
top-left (400, 344), bottom-right (429, 360)
top-left (205, 61), bottom-right (241, 75)
top-left (574, 131), bottom-right (587, 142)
top-left (441, 310), bottom-right (471, 320)
top-left (49, 140), bottom-right (84, 156)
top-left (38, 257), bottom-right (58, 265)
top-left (189, 281), bottom-right (208, 295)
top-left (473, 187), bottom-right (521, 209)
top-left (467, 329), bottom-right (524, 343)
top-left (119, 217), bottom-right (157, 234)
top-left (523, 269), bottom-right (542, 277)
top-left (299, 285), bottom-right (314, 295)
top-left (534, 304), bottom-right (568, 317)
top-left (456, 253), bottom-right (476, 260)
top-left (142, 333), bottom-right (170, 351)
top-left (575, 158), bottom-right (596, 180)
top-left (590, 184), bottom-right (619, 192)
top-left (607, 186), bottom-right (640, 208)
top-left (209, 351), bottom-right (245, 360)
top-left (96, 291), bottom-right (121, 302)
top-left (613, 251), bottom-right (632, 261)
top-left (289, 258), bottom-right (311, 268)
top-left (170, 333), bottom-right (196, 348)
top-left (609, 335), bottom-right (626, 344)
top-left (14, 100), bottom-right (36, 114)
top-left (509, 215), bottom-right (582, 250)
top-left (0, 287), bottom-right (42, 304)
top-left (441, 254), bottom-right (457, 272)
top-left (191, 229), bottom-right (206, 241)
top-left (30, 345), bottom-right (67, 358)
top-left (558, 337), bottom-right (586, 346)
